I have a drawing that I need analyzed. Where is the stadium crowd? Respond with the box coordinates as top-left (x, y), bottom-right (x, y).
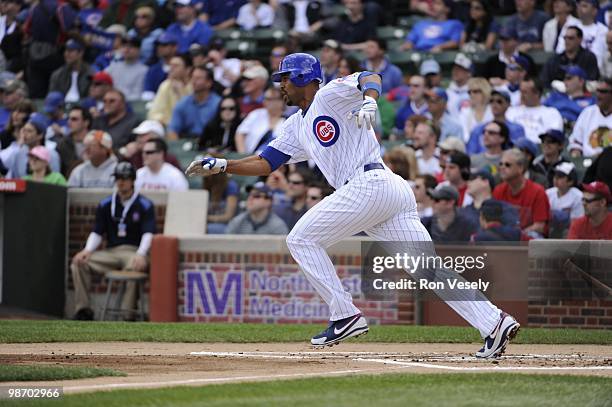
top-left (0, 0), bottom-right (610, 244)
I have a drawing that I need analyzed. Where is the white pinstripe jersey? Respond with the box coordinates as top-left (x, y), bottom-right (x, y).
top-left (268, 72), bottom-right (382, 189)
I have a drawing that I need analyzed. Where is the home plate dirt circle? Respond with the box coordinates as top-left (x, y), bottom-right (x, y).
top-left (1, 342), bottom-right (611, 394)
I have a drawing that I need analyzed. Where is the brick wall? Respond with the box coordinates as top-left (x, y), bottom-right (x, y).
top-left (177, 250), bottom-right (412, 325)
top-left (528, 300), bottom-right (612, 328)
top-left (527, 240), bottom-right (612, 328)
top-left (65, 196), bottom-right (612, 329)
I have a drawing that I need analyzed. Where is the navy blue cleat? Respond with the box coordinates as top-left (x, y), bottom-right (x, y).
top-left (476, 312), bottom-right (520, 358)
top-left (311, 314), bottom-right (369, 347)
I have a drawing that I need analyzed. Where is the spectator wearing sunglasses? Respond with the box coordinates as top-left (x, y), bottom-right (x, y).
top-left (567, 181), bottom-right (612, 239)
top-left (226, 182), bottom-right (288, 235)
top-left (569, 78), bottom-right (612, 157)
top-left (467, 90), bottom-right (525, 155)
top-left (421, 184), bottom-right (478, 242)
top-left (470, 120), bottom-right (510, 179)
top-left (91, 88), bottom-right (140, 148)
top-left (273, 168), bottom-right (312, 229)
top-left (493, 148), bottom-right (550, 238)
top-left (199, 96), bottom-right (241, 152)
top-left (135, 138), bottom-right (188, 191)
top-left (540, 25), bottom-right (599, 87)
top-left (305, 181), bottom-right (332, 210)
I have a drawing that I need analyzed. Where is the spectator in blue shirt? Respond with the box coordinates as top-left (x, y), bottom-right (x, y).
top-left (165, 0), bottom-right (214, 53)
top-left (201, 0), bottom-right (246, 29)
top-left (142, 32), bottom-right (178, 100)
top-left (543, 65), bottom-right (596, 123)
top-left (467, 90), bottom-right (525, 155)
top-left (78, 0), bottom-right (103, 28)
top-left (361, 39), bottom-right (402, 94)
top-left (395, 75), bottom-right (429, 130)
top-left (401, 0), bottom-right (463, 52)
top-left (168, 66), bottom-right (221, 140)
top-left (507, 0), bottom-right (549, 52)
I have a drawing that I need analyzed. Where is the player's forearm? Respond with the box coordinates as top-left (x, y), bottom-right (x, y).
top-left (359, 73), bottom-right (382, 101)
top-left (226, 155), bottom-right (272, 176)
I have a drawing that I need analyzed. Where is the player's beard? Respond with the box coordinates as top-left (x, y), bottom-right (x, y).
top-left (281, 92), bottom-right (294, 106)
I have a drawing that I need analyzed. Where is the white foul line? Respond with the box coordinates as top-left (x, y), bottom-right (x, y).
top-left (63, 369), bottom-right (366, 393)
top-left (355, 358), bottom-right (612, 371)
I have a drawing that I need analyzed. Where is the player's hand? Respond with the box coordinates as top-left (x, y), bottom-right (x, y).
top-left (349, 95), bottom-right (377, 130)
top-left (185, 156), bottom-right (227, 177)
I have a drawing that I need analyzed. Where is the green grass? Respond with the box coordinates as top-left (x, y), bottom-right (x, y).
top-left (3, 373), bottom-right (611, 407)
top-left (0, 364), bottom-right (125, 382)
top-left (0, 320), bottom-right (610, 344)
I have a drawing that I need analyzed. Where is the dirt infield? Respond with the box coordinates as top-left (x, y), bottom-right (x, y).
top-left (1, 342), bottom-right (611, 394)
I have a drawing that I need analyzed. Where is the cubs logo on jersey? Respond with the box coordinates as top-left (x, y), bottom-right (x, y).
top-left (312, 115), bottom-right (340, 147)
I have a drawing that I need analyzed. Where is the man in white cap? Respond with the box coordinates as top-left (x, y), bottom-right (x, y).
top-left (239, 64), bottom-right (269, 118)
top-left (446, 53), bottom-right (472, 120)
top-left (121, 120), bottom-right (182, 170)
top-left (68, 130), bottom-right (118, 188)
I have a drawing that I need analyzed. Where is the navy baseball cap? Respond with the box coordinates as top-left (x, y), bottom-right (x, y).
top-left (491, 89), bottom-right (511, 103)
top-left (156, 32), bottom-right (178, 45)
top-left (27, 113), bottom-right (49, 134)
top-left (246, 182), bottom-right (273, 198)
top-left (44, 91), bottom-right (65, 113)
top-left (515, 137), bottom-right (538, 157)
top-left (65, 39), bottom-right (84, 51)
top-left (539, 129), bottom-right (565, 144)
top-left (426, 87), bottom-right (448, 101)
top-left (507, 55), bottom-right (530, 71)
top-left (563, 65), bottom-right (587, 79)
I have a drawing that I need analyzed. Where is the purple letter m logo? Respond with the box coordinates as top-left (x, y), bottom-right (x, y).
top-left (186, 271), bottom-right (242, 315)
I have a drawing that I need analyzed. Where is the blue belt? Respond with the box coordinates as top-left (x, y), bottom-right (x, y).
top-left (345, 163), bottom-right (384, 185)
top-left (364, 163), bottom-right (384, 172)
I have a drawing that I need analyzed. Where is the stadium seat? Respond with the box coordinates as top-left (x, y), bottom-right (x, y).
top-left (215, 28), bottom-right (242, 41)
top-left (167, 139), bottom-right (200, 171)
top-left (397, 15), bottom-right (419, 29)
top-left (527, 50), bottom-right (554, 66)
top-left (377, 26), bottom-right (406, 41)
top-left (131, 100), bottom-right (148, 121)
top-left (225, 40), bottom-right (257, 58)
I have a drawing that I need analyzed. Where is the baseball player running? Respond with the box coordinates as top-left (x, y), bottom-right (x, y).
top-left (186, 53), bottom-right (519, 358)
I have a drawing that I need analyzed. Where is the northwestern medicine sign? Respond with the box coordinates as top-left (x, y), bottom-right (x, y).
top-left (183, 266), bottom-right (361, 320)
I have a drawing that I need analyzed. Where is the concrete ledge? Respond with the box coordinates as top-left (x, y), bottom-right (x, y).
top-left (68, 188), bottom-right (169, 205)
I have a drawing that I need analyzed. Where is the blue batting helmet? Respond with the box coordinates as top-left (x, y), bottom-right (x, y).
top-left (271, 53), bottom-right (323, 87)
